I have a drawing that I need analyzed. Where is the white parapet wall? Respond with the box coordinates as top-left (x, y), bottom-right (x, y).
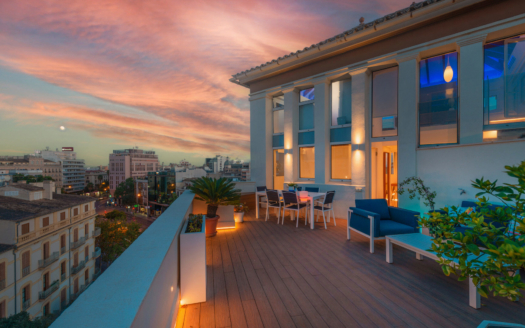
top-left (50, 191), bottom-right (195, 328)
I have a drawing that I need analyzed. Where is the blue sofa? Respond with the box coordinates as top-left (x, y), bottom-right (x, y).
top-left (454, 200), bottom-right (508, 235)
top-left (348, 199), bottom-right (419, 253)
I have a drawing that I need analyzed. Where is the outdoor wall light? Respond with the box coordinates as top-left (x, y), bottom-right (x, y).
top-left (284, 149), bottom-right (293, 155)
top-left (351, 144), bottom-right (365, 151)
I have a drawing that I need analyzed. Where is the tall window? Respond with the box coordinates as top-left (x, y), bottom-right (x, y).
top-left (299, 147), bottom-right (315, 179)
top-left (372, 67), bottom-right (398, 137)
top-left (42, 217), bottom-right (49, 227)
top-left (272, 95), bottom-right (284, 148)
top-left (273, 149), bottom-right (285, 190)
top-left (483, 34), bottom-right (525, 141)
top-left (60, 212), bottom-right (66, 221)
top-left (0, 262), bottom-right (5, 291)
top-left (22, 251), bottom-right (30, 277)
top-left (330, 78), bottom-right (352, 180)
top-left (21, 223), bottom-right (29, 235)
top-left (419, 52), bottom-right (459, 145)
top-left (84, 224), bottom-right (89, 236)
top-left (299, 88), bottom-right (315, 179)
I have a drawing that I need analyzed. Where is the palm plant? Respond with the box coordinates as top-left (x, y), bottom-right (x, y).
top-left (189, 177), bottom-right (241, 218)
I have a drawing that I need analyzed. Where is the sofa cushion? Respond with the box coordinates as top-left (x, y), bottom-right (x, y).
top-left (356, 199), bottom-right (391, 220)
top-left (379, 220), bottom-right (416, 236)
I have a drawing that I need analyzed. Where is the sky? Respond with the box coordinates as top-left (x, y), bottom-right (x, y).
top-left (0, 0), bottom-right (412, 166)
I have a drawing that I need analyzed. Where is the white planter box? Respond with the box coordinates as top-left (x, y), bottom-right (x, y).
top-left (180, 215), bottom-right (206, 304)
top-left (234, 212), bottom-right (244, 223)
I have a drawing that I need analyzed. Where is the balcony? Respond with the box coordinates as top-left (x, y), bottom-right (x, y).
top-left (61, 246), bottom-right (66, 255)
top-left (38, 251), bottom-right (59, 269)
top-left (40, 224), bottom-right (55, 235)
top-left (92, 247), bottom-right (101, 259)
top-left (92, 227), bottom-right (101, 238)
top-left (84, 209), bottom-right (96, 218)
top-left (19, 232), bottom-right (36, 244)
top-left (71, 261), bottom-right (85, 275)
top-left (38, 280), bottom-right (59, 300)
top-left (22, 266), bottom-right (30, 277)
top-left (70, 284), bottom-right (87, 302)
top-left (70, 237), bottom-right (86, 250)
top-left (61, 273), bottom-right (66, 282)
top-left (22, 300), bottom-right (30, 311)
top-left (0, 279), bottom-right (5, 291)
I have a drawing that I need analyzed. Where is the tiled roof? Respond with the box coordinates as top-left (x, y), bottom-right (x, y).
top-left (9, 183), bottom-right (44, 191)
top-left (232, 0), bottom-right (445, 79)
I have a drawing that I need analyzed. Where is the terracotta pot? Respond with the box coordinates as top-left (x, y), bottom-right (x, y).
top-left (205, 215), bottom-right (220, 237)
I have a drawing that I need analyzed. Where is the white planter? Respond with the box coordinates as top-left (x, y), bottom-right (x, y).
top-left (180, 215), bottom-right (206, 304)
top-left (234, 212), bottom-right (244, 223)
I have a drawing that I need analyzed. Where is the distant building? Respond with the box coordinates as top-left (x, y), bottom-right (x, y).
top-left (223, 160), bottom-right (250, 181)
top-left (109, 148), bottom-right (159, 193)
top-left (85, 170), bottom-right (108, 188)
top-left (0, 155), bottom-right (62, 189)
top-left (0, 181), bottom-right (98, 319)
top-left (205, 155), bottom-right (227, 173)
top-left (147, 171), bottom-right (176, 202)
top-left (172, 166), bottom-right (207, 190)
top-left (35, 149), bottom-right (85, 193)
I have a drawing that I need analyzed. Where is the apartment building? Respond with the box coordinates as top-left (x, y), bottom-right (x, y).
top-left (0, 156), bottom-right (62, 189)
top-left (35, 149), bottom-right (85, 193)
top-left (85, 170), bottom-right (108, 188)
top-left (109, 148), bottom-right (159, 193)
top-left (223, 161), bottom-right (251, 181)
top-left (232, 0), bottom-right (525, 217)
top-left (0, 181), bottom-right (99, 319)
top-left (204, 155), bottom-right (227, 173)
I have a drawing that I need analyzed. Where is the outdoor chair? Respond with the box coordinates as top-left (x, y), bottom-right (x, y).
top-left (282, 191), bottom-right (308, 227)
top-left (313, 191), bottom-right (335, 229)
top-left (265, 189), bottom-right (283, 223)
top-left (256, 185), bottom-right (267, 208)
top-left (348, 199), bottom-right (419, 253)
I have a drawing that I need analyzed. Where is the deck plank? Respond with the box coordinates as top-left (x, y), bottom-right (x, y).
top-left (212, 235), bottom-right (231, 328)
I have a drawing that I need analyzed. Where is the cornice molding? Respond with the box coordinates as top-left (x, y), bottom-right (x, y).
top-left (456, 34), bottom-right (488, 47)
top-left (396, 52), bottom-right (420, 63)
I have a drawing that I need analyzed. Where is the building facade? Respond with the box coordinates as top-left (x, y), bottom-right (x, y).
top-left (84, 170), bottom-right (108, 188)
top-left (35, 150), bottom-right (85, 193)
top-left (0, 181), bottom-right (99, 319)
top-left (109, 148), bottom-right (159, 193)
top-left (205, 155), bottom-right (227, 173)
top-left (232, 0), bottom-right (525, 217)
top-left (0, 156), bottom-right (62, 189)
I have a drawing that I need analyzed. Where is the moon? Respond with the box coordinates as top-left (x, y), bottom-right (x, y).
top-left (60, 126), bottom-right (66, 131)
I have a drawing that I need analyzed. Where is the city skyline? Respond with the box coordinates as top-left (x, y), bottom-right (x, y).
top-left (0, 0), bottom-right (412, 165)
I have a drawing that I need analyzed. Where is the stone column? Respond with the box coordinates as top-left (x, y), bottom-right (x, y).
top-left (313, 77), bottom-right (330, 184)
top-left (350, 69), bottom-right (369, 189)
top-left (397, 54), bottom-right (419, 211)
top-left (458, 35), bottom-right (486, 145)
top-left (283, 87), bottom-right (299, 184)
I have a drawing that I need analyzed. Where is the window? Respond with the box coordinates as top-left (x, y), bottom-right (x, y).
top-left (60, 234), bottom-right (66, 252)
top-left (34, 192), bottom-right (42, 200)
top-left (84, 204), bottom-right (88, 212)
top-left (43, 303), bottom-right (49, 316)
top-left (43, 272), bottom-right (49, 291)
top-left (372, 67), bottom-right (398, 137)
top-left (74, 278), bottom-right (79, 294)
top-left (272, 95), bottom-right (284, 108)
top-left (61, 261), bottom-right (66, 276)
top-left (85, 269), bottom-right (89, 283)
top-left (0, 262), bottom-right (5, 290)
top-left (419, 52), bottom-right (458, 145)
top-left (42, 217), bottom-right (49, 227)
top-left (60, 288), bottom-right (66, 306)
top-left (483, 34), bottom-right (525, 140)
top-left (22, 284), bottom-right (30, 303)
top-left (43, 242), bottom-right (49, 260)
top-left (74, 253), bottom-right (78, 267)
top-left (21, 223), bottom-right (30, 235)
top-left (299, 88), bottom-right (315, 102)
top-left (60, 212), bottom-right (66, 221)
top-left (0, 300), bottom-right (5, 319)
top-left (22, 251), bottom-right (30, 277)
top-left (331, 79), bottom-right (352, 126)
top-left (73, 208), bottom-right (78, 216)
top-left (74, 228), bottom-right (78, 242)
top-left (272, 95), bottom-right (284, 148)
top-left (273, 149), bottom-right (285, 190)
top-left (84, 246), bottom-right (89, 261)
top-left (331, 144), bottom-right (352, 180)
top-left (84, 224), bottom-right (89, 236)
top-left (299, 147), bottom-right (315, 179)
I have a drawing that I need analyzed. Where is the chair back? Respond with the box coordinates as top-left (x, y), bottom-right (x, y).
top-left (256, 186), bottom-right (267, 192)
top-left (296, 186), bottom-right (302, 191)
top-left (305, 187), bottom-right (320, 193)
top-left (355, 199), bottom-right (390, 219)
top-left (324, 191), bottom-right (335, 205)
top-left (266, 190), bottom-right (280, 204)
top-left (282, 191), bottom-right (298, 206)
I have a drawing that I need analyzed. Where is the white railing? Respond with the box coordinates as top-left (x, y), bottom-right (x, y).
top-left (50, 191), bottom-right (194, 328)
top-left (71, 261), bottom-right (85, 275)
top-left (22, 266), bottom-right (30, 277)
top-left (92, 247), bottom-right (101, 259)
top-left (22, 300), bottom-right (31, 311)
top-left (38, 252), bottom-right (59, 269)
top-left (38, 280), bottom-right (59, 300)
top-left (92, 227), bottom-right (101, 238)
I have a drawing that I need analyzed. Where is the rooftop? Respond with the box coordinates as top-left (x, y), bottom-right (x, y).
top-left (0, 193), bottom-right (93, 222)
top-left (8, 183), bottom-right (44, 191)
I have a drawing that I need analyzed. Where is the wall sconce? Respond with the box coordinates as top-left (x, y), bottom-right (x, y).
top-left (351, 144), bottom-right (365, 151)
top-left (284, 149), bottom-right (293, 155)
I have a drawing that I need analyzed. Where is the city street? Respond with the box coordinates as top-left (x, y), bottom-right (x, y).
top-left (94, 197), bottom-right (153, 230)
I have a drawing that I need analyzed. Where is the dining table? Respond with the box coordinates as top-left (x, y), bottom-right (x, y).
top-left (255, 190), bottom-right (325, 230)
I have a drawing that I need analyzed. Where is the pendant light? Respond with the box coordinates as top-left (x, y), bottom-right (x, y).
top-left (443, 55), bottom-right (454, 83)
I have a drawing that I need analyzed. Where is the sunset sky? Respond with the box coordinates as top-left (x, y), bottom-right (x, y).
top-left (0, 0), bottom-right (411, 166)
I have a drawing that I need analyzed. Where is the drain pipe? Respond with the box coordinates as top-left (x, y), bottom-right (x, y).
top-left (68, 206), bottom-right (72, 302)
top-left (13, 222), bottom-right (19, 313)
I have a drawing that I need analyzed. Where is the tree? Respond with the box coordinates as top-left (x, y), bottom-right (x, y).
top-left (84, 182), bottom-right (94, 193)
top-left (95, 212), bottom-right (142, 264)
top-left (105, 210), bottom-right (127, 221)
top-left (158, 192), bottom-right (178, 205)
top-left (43, 176), bottom-right (54, 181)
top-left (98, 175), bottom-right (103, 185)
top-left (25, 175), bottom-right (37, 183)
top-left (398, 176), bottom-right (437, 211)
top-left (114, 178), bottom-right (135, 205)
top-left (420, 160), bottom-right (525, 303)
top-left (0, 311), bottom-right (55, 328)
top-left (12, 173), bottom-right (25, 183)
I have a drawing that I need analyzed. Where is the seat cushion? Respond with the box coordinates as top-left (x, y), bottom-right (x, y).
top-left (356, 199), bottom-right (391, 220)
top-left (379, 220), bottom-right (416, 237)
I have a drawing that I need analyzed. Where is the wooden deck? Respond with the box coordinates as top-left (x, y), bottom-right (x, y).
top-left (176, 210), bottom-right (525, 328)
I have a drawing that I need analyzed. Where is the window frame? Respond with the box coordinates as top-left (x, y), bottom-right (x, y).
top-left (330, 77), bottom-right (353, 129)
top-left (371, 66), bottom-right (399, 138)
top-left (418, 51), bottom-right (460, 147)
top-left (298, 146), bottom-right (315, 180)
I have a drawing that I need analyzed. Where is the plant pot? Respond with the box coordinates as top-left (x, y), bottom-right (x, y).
top-left (234, 212), bottom-right (244, 223)
top-left (205, 215), bottom-right (220, 237)
top-left (181, 215), bottom-right (206, 304)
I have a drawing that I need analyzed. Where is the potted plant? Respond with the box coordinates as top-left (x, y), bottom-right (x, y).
top-left (419, 160), bottom-right (525, 304)
top-left (234, 203), bottom-right (249, 223)
top-left (287, 183), bottom-right (298, 191)
top-left (180, 214), bottom-right (206, 304)
top-left (189, 177), bottom-right (241, 237)
top-left (398, 176), bottom-right (438, 235)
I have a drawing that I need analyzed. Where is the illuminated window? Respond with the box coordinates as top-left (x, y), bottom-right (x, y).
top-left (484, 34), bottom-right (525, 134)
top-left (331, 144), bottom-right (351, 180)
top-left (419, 52), bottom-right (458, 146)
top-left (299, 147), bottom-right (315, 179)
top-left (372, 67), bottom-right (398, 137)
top-left (299, 88), bottom-right (315, 102)
top-left (273, 149), bottom-right (284, 190)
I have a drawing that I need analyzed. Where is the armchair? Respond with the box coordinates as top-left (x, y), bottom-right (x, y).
top-left (347, 199), bottom-right (419, 253)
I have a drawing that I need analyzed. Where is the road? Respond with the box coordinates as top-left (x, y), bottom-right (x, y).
top-left (94, 197), bottom-right (153, 230)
